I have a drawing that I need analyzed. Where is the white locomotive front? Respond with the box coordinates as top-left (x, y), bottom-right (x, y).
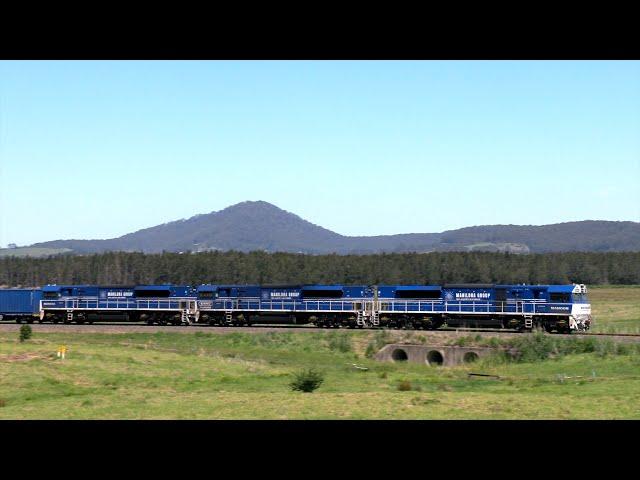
top-left (569, 284), bottom-right (592, 331)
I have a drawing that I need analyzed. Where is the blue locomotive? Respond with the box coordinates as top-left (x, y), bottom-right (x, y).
top-left (374, 283), bottom-right (591, 333)
top-left (194, 282), bottom-right (591, 332)
top-left (0, 282), bottom-right (592, 333)
top-left (39, 284), bottom-right (198, 325)
top-left (196, 284), bottom-right (373, 327)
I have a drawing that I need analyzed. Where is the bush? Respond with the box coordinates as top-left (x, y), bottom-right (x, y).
top-left (397, 380), bottom-right (412, 391)
top-left (500, 333), bottom-right (639, 364)
top-left (365, 330), bottom-right (392, 358)
top-left (19, 325), bottom-right (32, 343)
top-left (616, 342), bottom-right (632, 355)
top-left (326, 332), bottom-right (352, 353)
top-left (364, 343), bottom-right (376, 358)
top-left (513, 332), bottom-right (558, 362)
top-left (595, 339), bottom-right (616, 358)
top-left (451, 336), bottom-right (473, 347)
top-left (290, 368), bottom-right (324, 393)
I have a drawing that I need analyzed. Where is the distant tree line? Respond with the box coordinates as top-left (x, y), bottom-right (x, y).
top-left (0, 251), bottom-right (639, 287)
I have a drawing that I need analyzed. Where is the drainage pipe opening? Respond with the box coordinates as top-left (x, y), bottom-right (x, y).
top-left (391, 349), bottom-right (408, 362)
top-left (463, 352), bottom-right (479, 363)
top-left (426, 350), bottom-right (443, 366)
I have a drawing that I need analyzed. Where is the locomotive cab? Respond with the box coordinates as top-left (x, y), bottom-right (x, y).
top-left (568, 284), bottom-right (591, 331)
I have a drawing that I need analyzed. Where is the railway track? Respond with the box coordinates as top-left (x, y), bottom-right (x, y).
top-left (0, 322), bottom-right (638, 341)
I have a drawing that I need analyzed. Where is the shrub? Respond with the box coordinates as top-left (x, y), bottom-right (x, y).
top-left (365, 330), bottom-right (391, 358)
top-left (290, 368), bottom-right (324, 393)
top-left (499, 332), bottom-right (640, 364)
top-left (616, 342), bottom-right (631, 355)
top-left (365, 343), bottom-right (376, 358)
top-left (19, 325), bottom-right (32, 343)
top-left (513, 332), bottom-right (558, 362)
top-left (595, 339), bottom-right (616, 358)
top-left (451, 336), bottom-right (473, 347)
top-left (327, 332), bottom-right (352, 353)
top-left (397, 380), bottom-right (412, 391)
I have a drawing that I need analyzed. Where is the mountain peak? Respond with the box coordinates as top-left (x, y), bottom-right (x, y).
top-left (220, 200), bottom-right (283, 213)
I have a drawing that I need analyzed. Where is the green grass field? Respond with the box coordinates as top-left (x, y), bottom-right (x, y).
top-left (589, 285), bottom-right (640, 333)
top-left (0, 286), bottom-right (639, 419)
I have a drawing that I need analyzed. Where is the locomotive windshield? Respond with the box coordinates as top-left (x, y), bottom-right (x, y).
top-left (550, 292), bottom-right (570, 303)
top-left (572, 292), bottom-right (588, 302)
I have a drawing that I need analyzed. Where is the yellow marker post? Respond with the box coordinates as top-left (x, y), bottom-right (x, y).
top-left (57, 345), bottom-right (67, 359)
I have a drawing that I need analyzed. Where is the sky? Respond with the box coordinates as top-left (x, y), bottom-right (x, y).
top-left (0, 60), bottom-right (639, 247)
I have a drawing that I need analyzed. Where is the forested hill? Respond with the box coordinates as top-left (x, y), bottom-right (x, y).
top-left (1, 251), bottom-right (639, 287)
top-left (20, 201), bottom-right (640, 255)
top-left (437, 220), bottom-right (640, 253)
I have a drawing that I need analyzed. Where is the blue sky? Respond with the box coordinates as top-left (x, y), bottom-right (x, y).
top-left (1, 61), bottom-right (639, 247)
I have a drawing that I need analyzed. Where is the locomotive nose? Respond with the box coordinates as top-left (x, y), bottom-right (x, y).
top-left (570, 303), bottom-right (592, 331)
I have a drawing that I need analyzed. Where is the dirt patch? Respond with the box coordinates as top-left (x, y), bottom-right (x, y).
top-left (0, 352), bottom-right (51, 362)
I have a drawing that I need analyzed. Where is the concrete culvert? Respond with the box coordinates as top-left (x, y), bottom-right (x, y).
top-left (426, 350), bottom-right (444, 366)
top-left (463, 352), bottom-right (479, 363)
top-left (391, 349), bottom-right (408, 362)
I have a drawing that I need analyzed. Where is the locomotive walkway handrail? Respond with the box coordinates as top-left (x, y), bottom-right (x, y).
top-left (197, 298), bottom-right (573, 315)
top-left (40, 298), bottom-right (196, 311)
top-left (377, 299), bottom-right (569, 314)
top-left (203, 299), bottom-right (361, 312)
top-left (40, 297), bottom-right (577, 316)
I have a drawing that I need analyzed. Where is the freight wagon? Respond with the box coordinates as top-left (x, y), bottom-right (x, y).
top-left (0, 289), bottom-right (42, 323)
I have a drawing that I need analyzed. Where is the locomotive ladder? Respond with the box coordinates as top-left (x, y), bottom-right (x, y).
top-left (181, 309), bottom-right (191, 325)
top-left (356, 311), bottom-right (366, 327)
top-left (524, 315), bottom-right (533, 329)
top-left (370, 311), bottom-right (380, 327)
top-left (225, 311), bottom-right (233, 324)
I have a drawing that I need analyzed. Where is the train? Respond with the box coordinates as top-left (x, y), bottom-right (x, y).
top-left (0, 282), bottom-right (592, 333)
